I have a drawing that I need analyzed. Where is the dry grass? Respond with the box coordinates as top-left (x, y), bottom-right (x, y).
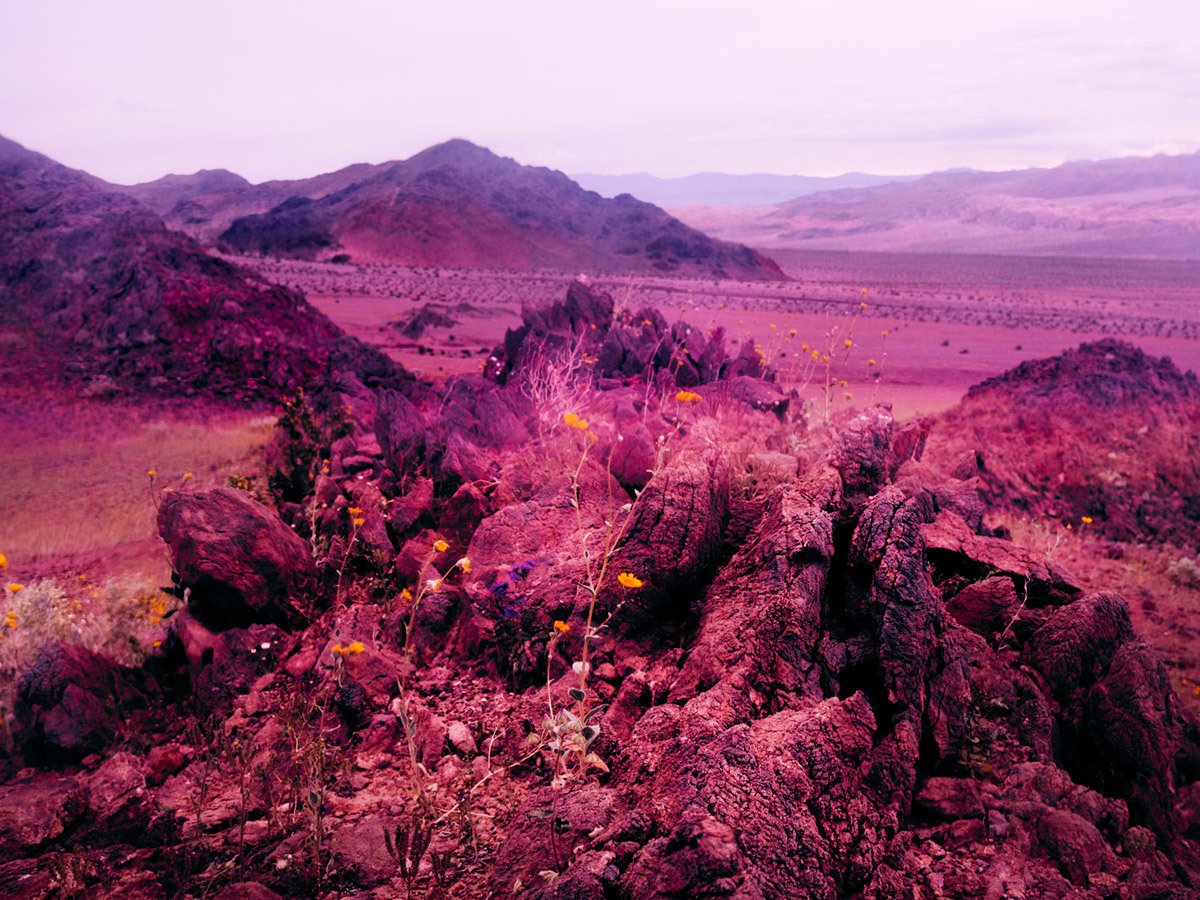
top-left (0, 395), bottom-right (274, 571)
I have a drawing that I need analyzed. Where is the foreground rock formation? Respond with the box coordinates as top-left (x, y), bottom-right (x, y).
top-left (2, 289), bottom-right (1198, 900)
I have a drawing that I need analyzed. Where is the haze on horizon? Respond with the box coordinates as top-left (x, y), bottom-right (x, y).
top-left (3, 0), bottom-right (1199, 186)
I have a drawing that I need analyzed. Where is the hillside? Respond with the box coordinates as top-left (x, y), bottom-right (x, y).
top-left (115, 140), bottom-right (785, 279)
top-left (3, 288), bottom-right (1199, 898)
top-left (923, 339), bottom-right (1200, 544)
top-left (673, 150), bottom-right (1200, 259)
top-left (0, 134), bottom-right (367, 399)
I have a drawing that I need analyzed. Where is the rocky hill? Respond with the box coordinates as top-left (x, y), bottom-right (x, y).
top-left (2, 284), bottom-right (1198, 899)
top-left (115, 140), bottom-right (785, 279)
top-left (0, 134), bottom-right (402, 400)
top-left (922, 339), bottom-right (1200, 545)
top-left (673, 149), bottom-right (1200, 259)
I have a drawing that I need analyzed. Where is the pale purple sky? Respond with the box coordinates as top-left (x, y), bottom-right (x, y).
top-left (3, 0), bottom-right (1199, 185)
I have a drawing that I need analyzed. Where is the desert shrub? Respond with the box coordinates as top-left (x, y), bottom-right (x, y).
top-left (266, 389), bottom-right (352, 504)
top-left (1168, 556), bottom-right (1200, 589)
top-left (0, 575), bottom-right (179, 746)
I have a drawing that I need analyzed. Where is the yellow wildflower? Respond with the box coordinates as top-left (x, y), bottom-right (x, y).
top-left (860, 302), bottom-right (868, 309)
top-left (553, 620), bottom-right (570, 633)
top-left (331, 644), bottom-right (346, 655)
top-left (4, 611), bottom-right (16, 628)
top-left (147, 469), bottom-right (156, 478)
top-left (6, 584), bottom-right (22, 594)
top-left (676, 391), bottom-right (702, 403)
top-left (434, 539), bottom-right (449, 553)
top-left (458, 557), bottom-right (471, 573)
top-left (844, 339), bottom-right (853, 348)
top-left (861, 288), bottom-right (869, 294)
top-left (0, 553), bottom-right (7, 569)
top-left (183, 473), bottom-right (193, 480)
top-left (347, 642), bottom-right (365, 655)
top-left (617, 573), bottom-right (643, 589)
top-left (563, 413), bottom-right (589, 430)
top-left (868, 359), bottom-right (876, 366)
top-left (348, 507), bottom-right (362, 515)
top-left (401, 588), bottom-right (413, 601)
top-left (1081, 516), bottom-right (1093, 524)
top-left (352, 518), bottom-right (365, 527)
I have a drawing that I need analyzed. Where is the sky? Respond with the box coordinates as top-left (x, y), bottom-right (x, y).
top-left (3, 0), bottom-right (1199, 185)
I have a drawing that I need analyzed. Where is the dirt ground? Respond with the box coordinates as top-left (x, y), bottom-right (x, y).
top-left (245, 251), bottom-right (1200, 421)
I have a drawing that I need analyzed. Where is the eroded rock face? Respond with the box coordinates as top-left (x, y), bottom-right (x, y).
top-left (158, 487), bottom-right (317, 631)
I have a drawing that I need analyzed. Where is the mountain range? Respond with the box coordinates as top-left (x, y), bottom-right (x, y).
top-left (671, 150), bottom-right (1200, 259)
top-left (111, 140), bottom-right (784, 280)
top-left (570, 171), bottom-right (923, 207)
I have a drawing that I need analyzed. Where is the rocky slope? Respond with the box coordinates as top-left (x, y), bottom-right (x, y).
top-left (0, 134), bottom-right (400, 400)
top-left (116, 139), bottom-right (785, 279)
top-left (2, 291), bottom-right (1198, 899)
top-left (673, 149), bottom-right (1200, 259)
top-left (922, 339), bottom-right (1200, 545)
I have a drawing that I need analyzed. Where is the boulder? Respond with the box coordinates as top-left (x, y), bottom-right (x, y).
top-left (14, 642), bottom-right (146, 764)
top-left (158, 487), bottom-right (317, 630)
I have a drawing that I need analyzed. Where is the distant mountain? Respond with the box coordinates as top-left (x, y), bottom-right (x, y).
top-left (672, 151), bottom-right (1200, 260)
top-left (113, 140), bottom-right (784, 280)
top-left (0, 135), bottom-right (355, 397)
top-left (571, 171), bottom-right (920, 207)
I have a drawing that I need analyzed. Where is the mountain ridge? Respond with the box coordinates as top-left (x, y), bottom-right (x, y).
top-left (208, 139), bottom-right (785, 279)
top-left (670, 149), bottom-right (1200, 260)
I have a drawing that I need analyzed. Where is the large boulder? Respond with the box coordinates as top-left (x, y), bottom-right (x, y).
top-left (13, 642), bottom-right (148, 765)
top-left (158, 487), bottom-right (317, 630)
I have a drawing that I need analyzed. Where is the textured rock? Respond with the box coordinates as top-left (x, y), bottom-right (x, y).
top-left (158, 487), bottom-right (317, 630)
top-left (14, 642), bottom-right (147, 764)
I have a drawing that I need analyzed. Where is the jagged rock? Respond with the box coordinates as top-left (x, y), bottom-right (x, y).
top-left (829, 404), bottom-right (895, 495)
top-left (158, 487), bottom-right (317, 630)
top-left (924, 339), bottom-right (1200, 545)
top-left (375, 387), bottom-right (428, 479)
top-left (606, 420), bottom-right (732, 628)
top-left (0, 773), bottom-right (88, 861)
top-left (944, 575), bottom-right (1021, 635)
top-left (13, 643), bottom-right (148, 764)
top-left (922, 509), bottom-right (1080, 603)
top-left (171, 609), bottom-right (285, 710)
top-left (672, 481), bottom-right (834, 705)
top-left (144, 744), bottom-right (187, 787)
top-left (845, 486), bottom-right (942, 718)
top-left (326, 814), bottom-right (404, 887)
top-left (489, 787), bottom-right (614, 897)
top-left (1085, 640), bottom-right (1186, 832)
top-left (1024, 591), bottom-right (1135, 696)
top-left (1036, 808), bottom-right (1120, 886)
top-left (615, 692), bottom-right (891, 899)
top-left (620, 815), bottom-right (760, 900)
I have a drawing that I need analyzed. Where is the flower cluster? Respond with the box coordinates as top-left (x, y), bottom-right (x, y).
top-left (331, 642), bottom-right (365, 656)
top-left (489, 559), bottom-right (537, 619)
top-left (563, 413), bottom-right (589, 430)
top-left (675, 391), bottom-right (702, 404)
